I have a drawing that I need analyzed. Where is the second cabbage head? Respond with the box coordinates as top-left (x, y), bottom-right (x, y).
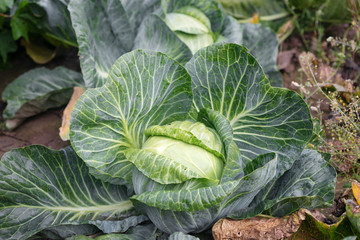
top-left (69, 43), bottom-right (336, 234)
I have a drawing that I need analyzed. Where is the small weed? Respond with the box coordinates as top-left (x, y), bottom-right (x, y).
top-left (295, 18), bottom-right (360, 177)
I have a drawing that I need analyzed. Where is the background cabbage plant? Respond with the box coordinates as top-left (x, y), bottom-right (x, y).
top-left (2, 0), bottom-right (282, 133)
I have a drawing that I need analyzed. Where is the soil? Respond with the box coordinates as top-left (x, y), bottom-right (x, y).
top-left (0, 46), bottom-right (80, 157)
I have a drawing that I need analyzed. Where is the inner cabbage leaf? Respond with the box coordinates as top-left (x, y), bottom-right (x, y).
top-left (143, 136), bottom-right (223, 181)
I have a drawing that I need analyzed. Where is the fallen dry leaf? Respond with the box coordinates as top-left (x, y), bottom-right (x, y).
top-left (20, 38), bottom-right (56, 64)
top-left (213, 209), bottom-right (355, 240)
top-left (277, 49), bottom-right (296, 72)
top-left (212, 210), bottom-right (307, 240)
top-left (299, 52), bottom-right (348, 87)
top-left (352, 180), bottom-right (360, 206)
top-left (276, 16), bottom-right (297, 43)
top-left (250, 13), bottom-right (259, 24)
top-left (59, 86), bottom-right (86, 140)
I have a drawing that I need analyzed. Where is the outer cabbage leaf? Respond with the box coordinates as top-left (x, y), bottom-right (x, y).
top-left (35, 224), bottom-right (99, 240)
top-left (66, 223), bottom-right (157, 240)
top-left (2, 66), bottom-right (83, 121)
top-left (120, 0), bottom-right (160, 31)
top-left (70, 49), bottom-right (193, 185)
top-left (36, 215), bottom-right (148, 238)
top-left (0, 146), bottom-right (134, 240)
top-left (168, 232), bottom-right (200, 240)
top-left (240, 22), bottom-right (281, 87)
top-left (88, 215), bottom-right (149, 234)
top-left (185, 43), bottom-right (312, 175)
top-left (68, 0), bottom-right (132, 87)
top-left (230, 149), bottom-right (336, 218)
top-left (221, 16), bottom-right (282, 86)
top-left (134, 0), bottom-right (281, 86)
top-left (133, 14), bottom-right (192, 65)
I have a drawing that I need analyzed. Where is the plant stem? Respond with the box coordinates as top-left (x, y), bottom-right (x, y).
top-left (0, 13), bottom-right (10, 18)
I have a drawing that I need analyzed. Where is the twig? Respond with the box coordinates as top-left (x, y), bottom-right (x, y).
top-left (0, 13), bottom-right (10, 18)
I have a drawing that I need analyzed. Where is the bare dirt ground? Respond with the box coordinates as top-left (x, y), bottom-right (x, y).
top-left (0, 47), bottom-right (79, 157)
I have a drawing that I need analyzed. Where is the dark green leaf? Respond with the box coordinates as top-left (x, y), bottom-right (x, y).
top-left (221, 16), bottom-right (282, 86)
top-left (89, 215), bottom-right (148, 234)
top-left (0, 28), bottom-right (17, 62)
top-left (239, 23), bottom-right (282, 87)
top-left (10, 2), bottom-right (33, 41)
top-left (66, 223), bottom-right (157, 240)
top-left (36, 224), bottom-right (99, 240)
top-left (0, 146), bottom-right (134, 240)
top-left (168, 232), bottom-right (200, 240)
top-left (120, 0), bottom-right (161, 31)
top-left (2, 66), bottom-right (83, 121)
top-left (230, 149), bottom-right (336, 218)
top-left (10, 0), bottom-right (76, 45)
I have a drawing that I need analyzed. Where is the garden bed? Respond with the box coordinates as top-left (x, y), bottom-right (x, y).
top-left (0, 1), bottom-right (359, 239)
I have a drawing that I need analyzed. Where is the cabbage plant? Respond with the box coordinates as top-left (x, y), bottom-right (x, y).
top-left (69, 43), bottom-right (335, 233)
top-left (0, 43), bottom-right (336, 239)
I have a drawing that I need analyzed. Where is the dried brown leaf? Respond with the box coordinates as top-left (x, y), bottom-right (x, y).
top-left (59, 86), bottom-right (86, 140)
top-left (212, 210), bottom-right (308, 240)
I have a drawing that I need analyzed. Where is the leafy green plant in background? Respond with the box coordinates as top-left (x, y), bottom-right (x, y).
top-left (0, 0), bottom-right (77, 68)
top-left (1, 66), bottom-right (83, 130)
top-left (9, 0), bottom-right (76, 46)
top-left (217, 0), bottom-right (358, 44)
top-left (218, 0), bottom-right (356, 24)
top-left (0, 0), bottom-right (17, 69)
top-left (0, 43), bottom-right (336, 239)
top-left (2, 0), bottom-right (282, 135)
